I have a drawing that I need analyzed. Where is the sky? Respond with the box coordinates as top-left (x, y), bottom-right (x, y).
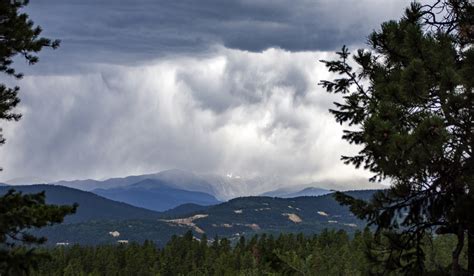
top-left (0, 0), bottom-right (414, 187)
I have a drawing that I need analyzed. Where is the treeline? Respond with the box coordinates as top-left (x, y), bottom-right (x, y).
top-left (32, 229), bottom-right (463, 276)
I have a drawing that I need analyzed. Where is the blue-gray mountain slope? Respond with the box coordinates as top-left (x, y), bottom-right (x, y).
top-left (0, 185), bottom-right (162, 223)
top-left (93, 179), bottom-right (220, 212)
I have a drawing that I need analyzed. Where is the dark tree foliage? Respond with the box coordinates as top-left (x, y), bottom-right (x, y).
top-left (31, 230), bottom-right (465, 275)
top-left (0, 0), bottom-right (60, 149)
top-left (0, 1), bottom-right (76, 275)
top-left (319, 1), bottom-right (473, 275)
top-left (0, 190), bottom-right (77, 275)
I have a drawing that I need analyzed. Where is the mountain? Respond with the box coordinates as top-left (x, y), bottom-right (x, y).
top-left (36, 190), bottom-right (378, 245)
top-left (8, 168), bottom-right (387, 202)
top-left (53, 179), bottom-right (103, 191)
top-left (52, 170), bottom-right (286, 200)
top-left (93, 179), bottom-right (220, 212)
top-left (261, 186), bottom-right (330, 198)
top-left (35, 219), bottom-right (192, 247)
top-left (185, 191), bottom-right (373, 238)
top-left (37, 169), bottom-right (383, 201)
top-left (281, 187), bottom-right (331, 198)
top-left (160, 203), bottom-right (210, 217)
top-left (54, 169), bottom-right (215, 195)
top-left (199, 174), bottom-right (282, 200)
top-left (152, 169), bottom-right (215, 194)
top-left (5, 176), bottom-right (49, 185)
top-left (0, 185), bottom-right (162, 223)
top-left (303, 179), bottom-right (385, 191)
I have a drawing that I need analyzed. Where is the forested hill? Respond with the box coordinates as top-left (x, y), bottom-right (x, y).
top-left (32, 190), bottom-right (377, 246)
top-left (167, 190), bottom-right (377, 238)
top-left (160, 203), bottom-right (210, 217)
top-left (0, 185), bottom-right (162, 223)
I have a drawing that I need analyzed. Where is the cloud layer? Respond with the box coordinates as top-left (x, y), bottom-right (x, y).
top-left (1, 48), bottom-right (371, 185)
top-left (24, 0), bottom-right (411, 71)
top-left (1, 0), bottom-right (422, 190)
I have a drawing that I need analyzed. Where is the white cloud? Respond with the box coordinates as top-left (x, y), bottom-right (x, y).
top-left (0, 47), bottom-right (373, 190)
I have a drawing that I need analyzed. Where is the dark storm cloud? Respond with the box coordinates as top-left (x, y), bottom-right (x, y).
top-left (0, 0), bottom-right (417, 192)
top-left (25, 0), bottom-right (410, 68)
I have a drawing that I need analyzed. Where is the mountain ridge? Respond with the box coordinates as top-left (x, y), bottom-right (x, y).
top-left (5, 169), bottom-right (385, 201)
top-left (261, 186), bottom-right (331, 198)
top-left (0, 184), bottom-right (162, 223)
top-left (93, 179), bottom-right (220, 212)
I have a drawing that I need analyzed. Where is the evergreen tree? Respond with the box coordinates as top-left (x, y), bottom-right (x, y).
top-left (0, 1), bottom-right (76, 274)
top-left (0, 0), bottom-right (60, 149)
top-left (30, 230), bottom-right (468, 275)
top-left (320, 1), bottom-right (473, 274)
top-left (0, 190), bottom-right (76, 275)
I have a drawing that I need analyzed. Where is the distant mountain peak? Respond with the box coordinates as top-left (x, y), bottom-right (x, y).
top-left (27, 169), bottom-right (382, 201)
top-left (128, 178), bottom-right (173, 189)
top-left (260, 185), bottom-right (331, 198)
top-left (5, 176), bottom-right (50, 185)
top-left (92, 178), bottom-right (220, 212)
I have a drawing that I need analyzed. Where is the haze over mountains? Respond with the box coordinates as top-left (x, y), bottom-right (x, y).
top-left (93, 179), bottom-right (220, 212)
top-left (50, 169), bottom-right (278, 200)
top-left (5, 169), bottom-right (383, 201)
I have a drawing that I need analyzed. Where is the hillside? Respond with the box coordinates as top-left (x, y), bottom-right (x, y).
top-left (160, 203), bottom-right (210, 217)
top-left (181, 191), bottom-right (375, 238)
top-left (93, 179), bottom-right (220, 212)
top-left (35, 219), bottom-right (188, 247)
top-left (34, 190), bottom-right (377, 245)
top-left (53, 169), bottom-right (216, 196)
top-left (0, 185), bottom-right (162, 223)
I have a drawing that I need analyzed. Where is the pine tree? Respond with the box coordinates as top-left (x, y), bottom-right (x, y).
top-left (0, 0), bottom-right (60, 149)
top-left (0, 190), bottom-right (76, 275)
top-left (320, 1), bottom-right (473, 274)
top-left (0, 1), bottom-right (76, 275)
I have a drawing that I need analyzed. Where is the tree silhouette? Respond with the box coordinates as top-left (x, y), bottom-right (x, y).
top-left (0, 0), bottom-right (60, 150)
top-left (320, 1), bottom-right (473, 274)
top-left (0, 1), bottom-right (76, 274)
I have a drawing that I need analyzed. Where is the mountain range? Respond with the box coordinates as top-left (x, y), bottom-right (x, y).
top-left (7, 169), bottom-right (383, 201)
top-left (0, 170), bottom-right (383, 246)
top-left (2, 169), bottom-right (381, 213)
top-left (51, 169), bottom-right (228, 199)
top-left (1, 183), bottom-right (377, 246)
top-left (93, 179), bottom-right (220, 212)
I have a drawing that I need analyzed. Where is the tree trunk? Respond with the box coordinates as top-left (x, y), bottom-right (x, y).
top-left (452, 228), bottom-right (464, 276)
top-left (468, 228), bottom-right (474, 275)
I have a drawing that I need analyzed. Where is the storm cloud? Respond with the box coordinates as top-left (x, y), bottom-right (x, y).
top-left (1, 48), bottom-right (368, 183)
top-left (0, 0), bottom-right (417, 190)
top-left (23, 0), bottom-right (411, 70)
